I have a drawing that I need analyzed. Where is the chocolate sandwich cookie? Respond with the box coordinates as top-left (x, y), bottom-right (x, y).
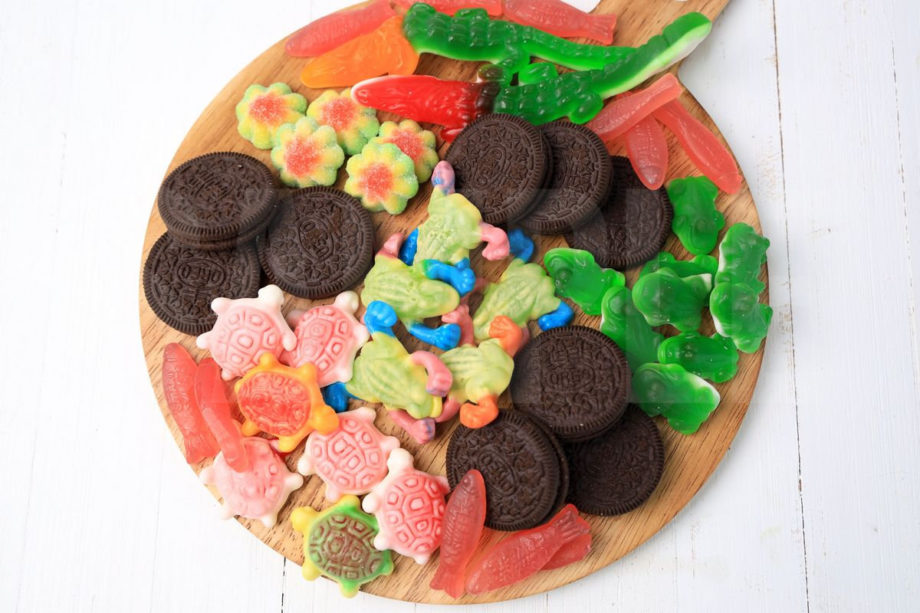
top-left (158, 152), bottom-right (278, 250)
top-left (445, 114), bottom-right (549, 225)
top-left (447, 410), bottom-right (564, 531)
top-left (510, 326), bottom-right (630, 443)
top-left (565, 156), bottom-right (673, 269)
top-left (519, 121), bottom-right (612, 234)
top-left (257, 187), bottom-right (374, 299)
top-left (565, 405), bottom-right (665, 516)
top-left (143, 233), bottom-right (261, 335)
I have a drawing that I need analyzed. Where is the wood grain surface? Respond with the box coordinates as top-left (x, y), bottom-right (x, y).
top-left (137, 0), bottom-right (769, 603)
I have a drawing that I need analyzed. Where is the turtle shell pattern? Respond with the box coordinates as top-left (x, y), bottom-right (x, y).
top-left (209, 437), bottom-right (299, 519)
top-left (237, 370), bottom-right (311, 435)
top-left (309, 510), bottom-right (389, 584)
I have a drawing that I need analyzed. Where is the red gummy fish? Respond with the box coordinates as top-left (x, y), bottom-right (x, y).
top-left (161, 344), bottom-right (219, 464)
top-left (504, 0), bottom-right (616, 45)
top-left (285, 0), bottom-right (396, 58)
top-left (587, 73), bottom-right (683, 142)
top-left (621, 92), bottom-right (670, 190)
top-left (430, 470), bottom-right (487, 598)
top-left (465, 504), bottom-right (591, 594)
top-left (195, 358), bottom-right (249, 472)
top-left (394, 0), bottom-right (502, 16)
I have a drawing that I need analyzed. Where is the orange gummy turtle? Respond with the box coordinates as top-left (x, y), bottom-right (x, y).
top-left (235, 353), bottom-right (339, 452)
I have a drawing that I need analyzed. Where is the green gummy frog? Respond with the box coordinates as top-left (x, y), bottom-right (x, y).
top-left (361, 251), bottom-right (459, 325)
top-left (632, 267), bottom-right (712, 332)
top-left (472, 259), bottom-right (561, 341)
top-left (666, 177), bottom-right (725, 256)
top-left (345, 332), bottom-right (443, 419)
top-left (710, 282), bottom-right (772, 353)
top-left (599, 285), bottom-right (664, 371)
top-left (632, 363), bottom-right (720, 435)
top-left (657, 332), bottom-right (739, 383)
top-left (640, 251), bottom-right (718, 279)
top-left (544, 247), bottom-right (625, 316)
top-left (715, 223), bottom-right (770, 292)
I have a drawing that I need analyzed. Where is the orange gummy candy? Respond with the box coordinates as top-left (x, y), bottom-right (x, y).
top-left (301, 17), bottom-right (419, 90)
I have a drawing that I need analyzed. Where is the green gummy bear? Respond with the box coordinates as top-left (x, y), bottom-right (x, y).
top-left (415, 189), bottom-right (484, 265)
top-left (632, 363), bottom-right (720, 435)
top-left (640, 251), bottom-right (718, 279)
top-left (657, 332), bottom-right (739, 383)
top-left (599, 285), bottom-right (664, 371)
top-left (667, 177), bottom-right (725, 256)
top-left (632, 268), bottom-right (712, 332)
top-left (710, 282), bottom-right (772, 353)
top-left (716, 223), bottom-right (770, 292)
top-left (472, 259), bottom-right (560, 341)
top-left (361, 254), bottom-right (459, 325)
top-left (440, 338), bottom-right (514, 403)
top-left (544, 248), bottom-right (625, 316)
top-left (345, 332), bottom-right (442, 419)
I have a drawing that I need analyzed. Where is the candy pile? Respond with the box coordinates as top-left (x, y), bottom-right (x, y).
top-left (145, 0), bottom-right (771, 599)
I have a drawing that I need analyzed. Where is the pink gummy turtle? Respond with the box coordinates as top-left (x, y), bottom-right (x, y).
top-left (200, 437), bottom-right (304, 528)
top-left (197, 285), bottom-right (297, 380)
top-left (362, 448), bottom-right (449, 564)
top-left (281, 291), bottom-right (370, 387)
top-left (297, 407), bottom-right (400, 502)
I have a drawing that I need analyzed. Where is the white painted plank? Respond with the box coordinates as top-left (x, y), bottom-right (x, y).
top-left (774, 0), bottom-right (920, 610)
top-left (549, 0), bottom-right (807, 608)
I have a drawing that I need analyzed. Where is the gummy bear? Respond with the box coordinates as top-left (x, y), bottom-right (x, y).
top-left (632, 363), bottom-right (720, 434)
top-left (657, 331), bottom-right (739, 383)
top-left (632, 267), bottom-right (712, 332)
top-left (599, 285), bottom-right (663, 372)
top-left (544, 247), bottom-right (625, 316)
top-left (667, 176), bottom-right (725, 256)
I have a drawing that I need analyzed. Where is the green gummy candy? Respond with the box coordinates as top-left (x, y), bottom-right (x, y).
top-left (632, 363), bottom-right (720, 435)
top-left (667, 177), bottom-right (725, 256)
top-left (716, 223), bottom-right (769, 292)
top-left (632, 268), bottom-right (711, 332)
top-left (599, 286), bottom-right (663, 371)
top-left (657, 332), bottom-right (739, 383)
top-left (710, 282), bottom-right (772, 353)
top-left (544, 248), bottom-right (625, 316)
top-left (640, 251), bottom-right (718, 279)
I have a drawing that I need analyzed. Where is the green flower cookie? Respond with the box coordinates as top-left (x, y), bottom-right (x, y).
top-left (307, 89), bottom-right (379, 155)
top-left (371, 120), bottom-right (439, 183)
top-left (271, 117), bottom-right (344, 188)
top-left (235, 82), bottom-right (307, 149)
top-left (345, 142), bottom-right (419, 215)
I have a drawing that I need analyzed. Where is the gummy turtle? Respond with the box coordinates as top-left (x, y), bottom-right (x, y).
top-left (472, 259), bottom-right (573, 341)
top-left (361, 234), bottom-right (462, 350)
top-left (291, 495), bottom-right (394, 598)
top-left (281, 290), bottom-right (370, 387)
top-left (297, 407), bottom-right (401, 502)
top-left (362, 448), bottom-right (450, 564)
top-left (235, 353), bottom-right (339, 452)
top-left (200, 437), bottom-right (304, 528)
top-left (196, 284), bottom-right (297, 380)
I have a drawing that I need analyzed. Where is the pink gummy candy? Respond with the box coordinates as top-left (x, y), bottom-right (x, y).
top-left (504, 0), bottom-right (616, 44)
top-left (196, 285), bottom-right (297, 381)
top-left (362, 448), bottom-right (450, 564)
top-left (280, 291), bottom-right (369, 387)
top-left (587, 73), bottom-right (683, 143)
top-left (285, 0), bottom-right (396, 58)
top-left (393, 0), bottom-right (502, 16)
top-left (622, 93), bottom-right (670, 190)
top-left (297, 407), bottom-right (401, 502)
top-left (200, 437), bottom-right (304, 528)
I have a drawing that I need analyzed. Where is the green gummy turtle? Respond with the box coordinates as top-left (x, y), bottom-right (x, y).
top-left (666, 176), bottom-right (725, 256)
top-left (472, 259), bottom-right (560, 341)
top-left (657, 331), bottom-right (739, 383)
top-left (291, 495), bottom-right (393, 598)
top-left (361, 254), bottom-right (459, 324)
top-left (632, 363), bottom-right (720, 435)
top-left (544, 247), bottom-right (625, 316)
top-left (345, 332), bottom-right (443, 419)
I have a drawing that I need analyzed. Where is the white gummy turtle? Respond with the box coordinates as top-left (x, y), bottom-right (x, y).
top-left (297, 407), bottom-right (400, 502)
top-left (281, 291), bottom-right (369, 387)
top-left (197, 285), bottom-right (297, 380)
top-left (362, 448), bottom-right (449, 564)
top-left (200, 437), bottom-right (304, 528)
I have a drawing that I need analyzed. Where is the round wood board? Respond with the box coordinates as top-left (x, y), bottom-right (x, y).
top-left (138, 0), bottom-right (768, 604)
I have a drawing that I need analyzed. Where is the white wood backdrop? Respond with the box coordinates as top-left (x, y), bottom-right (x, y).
top-left (1, 0), bottom-right (918, 611)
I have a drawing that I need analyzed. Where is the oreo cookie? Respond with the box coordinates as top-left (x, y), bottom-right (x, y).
top-left (257, 187), bottom-right (374, 299)
top-left (510, 326), bottom-right (630, 443)
top-left (565, 405), bottom-right (665, 516)
top-left (519, 121), bottom-right (612, 234)
top-left (143, 233), bottom-right (261, 335)
top-left (565, 156), bottom-right (673, 269)
top-left (158, 152), bottom-right (278, 250)
top-left (447, 410), bottom-right (564, 531)
top-left (445, 114), bottom-right (549, 225)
